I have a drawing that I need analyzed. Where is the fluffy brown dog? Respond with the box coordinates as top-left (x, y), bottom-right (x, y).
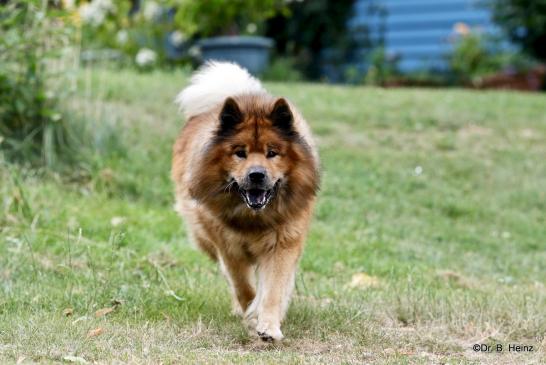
top-left (172, 62), bottom-right (319, 341)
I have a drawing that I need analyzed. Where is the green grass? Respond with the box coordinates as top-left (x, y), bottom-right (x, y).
top-left (1, 69), bottom-right (545, 364)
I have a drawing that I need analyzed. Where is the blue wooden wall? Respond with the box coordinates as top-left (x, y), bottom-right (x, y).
top-left (347, 0), bottom-right (498, 72)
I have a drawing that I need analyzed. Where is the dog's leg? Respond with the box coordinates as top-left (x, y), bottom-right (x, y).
top-left (218, 253), bottom-right (256, 317)
top-left (248, 244), bottom-right (301, 342)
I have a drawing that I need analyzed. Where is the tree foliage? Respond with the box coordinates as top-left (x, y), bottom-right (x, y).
top-left (265, 0), bottom-right (356, 80)
top-left (168, 0), bottom-right (288, 37)
top-left (491, 0), bottom-right (546, 61)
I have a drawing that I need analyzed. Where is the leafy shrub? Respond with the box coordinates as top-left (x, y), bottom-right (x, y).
top-left (363, 47), bottom-right (400, 86)
top-left (76, 0), bottom-right (174, 69)
top-left (449, 32), bottom-right (494, 82)
top-left (72, 0), bottom-right (287, 69)
top-left (261, 57), bottom-right (303, 82)
top-left (449, 29), bottom-right (538, 84)
top-left (264, 0), bottom-right (357, 80)
top-left (0, 1), bottom-right (80, 166)
top-left (491, 0), bottom-right (546, 62)
top-left (168, 0), bottom-right (287, 37)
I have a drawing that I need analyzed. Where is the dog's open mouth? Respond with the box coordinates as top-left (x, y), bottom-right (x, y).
top-left (240, 188), bottom-right (273, 210)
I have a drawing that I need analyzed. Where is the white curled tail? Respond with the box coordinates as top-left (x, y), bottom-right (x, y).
top-left (175, 61), bottom-right (264, 119)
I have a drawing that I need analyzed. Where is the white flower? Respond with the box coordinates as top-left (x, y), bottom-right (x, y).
top-left (169, 31), bottom-right (186, 47)
top-left (79, 3), bottom-right (104, 26)
top-left (79, 0), bottom-right (115, 26)
top-left (188, 45), bottom-right (201, 58)
top-left (135, 48), bottom-right (157, 67)
top-left (143, 1), bottom-right (162, 21)
top-left (414, 165), bottom-right (423, 176)
top-left (95, 0), bottom-right (115, 12)
top-left (116, 30), bottom-right (129, 45)
top-left (79, 3), bottom-right (103, 26)
top-left (246, 23), bottom-right (257, 34)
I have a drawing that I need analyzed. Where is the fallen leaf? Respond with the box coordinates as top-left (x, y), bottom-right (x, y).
top-left (383, 348), bottom-right (395, 355)
top-left (437, 270), bottom-right (471, 288)
top-left (86, 327), bottom-right (103, 338)
top-left (63, 355), bottom-right (88, 364)
top-left (63, 308), bottom-right (74, 317)
top-left (16, 356), bottom-right (26, 364)
top-left (94, 307), bottom-right (114, 318)
top-left (347, 272), bottom-right (381, 289)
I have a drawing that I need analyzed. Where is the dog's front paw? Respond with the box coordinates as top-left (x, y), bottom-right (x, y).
top-left (243, 316), bottom-right (258, 333)
top-left (243, 310), bottom-right (258, 333)
top-left (231, 298), bottom-right (244, 317)
top-left (256, 321), bottom-right (283, 342)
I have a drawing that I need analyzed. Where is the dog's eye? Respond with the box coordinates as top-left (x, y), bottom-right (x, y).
top-left (266, 150), bottom-right (278, 158)
top-left (235, 150), bottom-right (247, 159)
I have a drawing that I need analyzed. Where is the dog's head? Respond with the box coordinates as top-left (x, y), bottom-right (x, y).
top-left (191, 95), bottom-right (318, 213)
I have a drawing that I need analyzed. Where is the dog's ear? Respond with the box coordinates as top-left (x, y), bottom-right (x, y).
top-left (270, 98), bottom-right (295, 137)
top-left (218, 97), bottom-right (243, 136)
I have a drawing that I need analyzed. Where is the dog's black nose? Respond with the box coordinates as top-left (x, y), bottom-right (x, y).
top-left (248, 167), bottom-right (266, 183)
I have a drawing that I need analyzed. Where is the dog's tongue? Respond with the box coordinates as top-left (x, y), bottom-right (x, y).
top-left (246, 189), bottom-right (267, 208)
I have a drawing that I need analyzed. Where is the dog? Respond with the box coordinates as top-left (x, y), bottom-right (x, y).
top-left (172, 62), bottom-right (319, 341)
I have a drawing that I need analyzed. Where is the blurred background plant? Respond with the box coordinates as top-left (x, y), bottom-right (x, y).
top-left (73, 0), bottom-right (290, 70)
top-left (74, 0), bottom-right (176, 69)
top-left (0, 0), bottom-right (80, 166)
top-left (449, 25), bottom-right (539, 86)
top-left (261, 56), bottom-right (303, 82)
top-left (491, 0), bottom-right (546, 63)
top-left (449, 30), bottom-right (501, 84)
top-left (0, 0), bottom-right (129, 172)
top-left (168, 0), bottom-right (288, 37)
top-left (265, 0), bottom-right (356, 80)
top-left (363, 47), bottom-right (400, 86)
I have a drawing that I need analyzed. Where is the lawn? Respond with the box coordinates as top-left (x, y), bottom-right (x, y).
top-left (1, 69), bottom-right (545, 364)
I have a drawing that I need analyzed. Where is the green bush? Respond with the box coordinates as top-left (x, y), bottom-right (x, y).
top-left (73, 0), bottom-right (288, 70)
top-left (264, 0), bottom-right (356, 80)
top-left (449, 30), bottom-right (537, 84)
top-left (449, 32), bottom-right (501, 83)
top-left (168, 0), bottom-right (287, 37)
top-left (261, 57), bottom-right (303, 82)
top-left (364, 47), bottom-right (400, 86)
top-left (0, 1), bottom-right (79, 166)
top-left (491, 0), bottom-right (546, 62)
top-left (76, 1), bottom-right (172, 69)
